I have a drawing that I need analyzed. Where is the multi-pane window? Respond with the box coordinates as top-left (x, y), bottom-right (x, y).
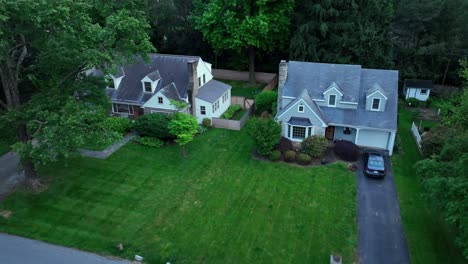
top-left (198, 77), bottom-right (201, 87)
top-left (344, 127), bottom-right (351, 135)
top-left (308, 127), bottom-right (312, 136)
top-left (420, 89), bottom-right (427, 94)
top-left (112, 103), bottom-right (134, 114)
top-left (200, 106), bottom-right (206, 115)
top-left (298, 105), bottom-right (304, 112)
top-left (292, 126), bottom-right (306, 139)
top-left (203, 74), bottom-right (206, 84)
top-left (372, 98), bottom-right (380, 110)
top-left (212, 100), bottom-right (220, 113)
top-left (328, 94), bottom-right (336, 106)
top-left (144, 82), bottom-right (152, 92)
top-left (158, 97), bottom-right (163, 104)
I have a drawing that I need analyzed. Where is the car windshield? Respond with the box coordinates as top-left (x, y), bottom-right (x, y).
top-left (368, 154), bottom-right (385, 170)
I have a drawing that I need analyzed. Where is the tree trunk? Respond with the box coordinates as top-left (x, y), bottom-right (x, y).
top-left (182, 145), bottom-right (187, 158)
top-left (248, 46), bottom-right (256, 85)
top-left (17, 123), bottom-right (39, 188)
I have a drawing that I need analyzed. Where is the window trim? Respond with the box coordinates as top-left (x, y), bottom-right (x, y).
top-left (343, 127), bottom-right (351, 135)
top-left (198, 77), bottom-right (201, 87)
top-left (298, 104), bottom-right (304, 113)
top-left (420, 89), bottom-right (428, 95)
top-left (287, 124), bottom-right (315, 141)
top-left (203, 74), bottom-right (206, 84)
top-left (328, 94), bottom-right (337, 107)
top-left (200, 105), bottom-right (206, 115)
top-left (144, 82), bottom-right (152, 93)
top-left (371, 98), bottom-right (380, 111)
top-left (158, 97), bottom-right (163, 104)
top-left (112, 103), bottom-right (134, 115)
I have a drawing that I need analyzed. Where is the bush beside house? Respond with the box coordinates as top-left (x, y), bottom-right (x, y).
top-left (134, 113), bottom-right (175, 140)
top-left (101, 117), bottom-right (133, 134)
top-left (301, 136), bottom-right (328, 158)
top-left (254, 91), bottom-right (278, 115)
top-left (246, 117), bottom-right (281, 156)
top-left (334, 140), bottom-right (360, 161)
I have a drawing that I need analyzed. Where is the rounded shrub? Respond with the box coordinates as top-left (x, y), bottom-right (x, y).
top-left (246, 117), bottom-right (281, 156)
top-left (301, 135), bottom-right (328, 158)
top-left (334, 140), bottom-right (360, 161)
top-left (284, 150), bottom-right (296, 162)
top-left (136, 137), bottom-right (164, 148)
top-left (254, 91), bottom-right (278, 115)
top-left (297, 153), bottom-right (312, 165)
top-left (277, 137), bottom-right (293, 152)
top-left (134, 113), bottom-right (175, 140)
top-left (269, 150), bottom-right (281, 161)
top-left (102, 117), bottom-right (133, 135)
top-left (202, 117), bottom-right (211, 128)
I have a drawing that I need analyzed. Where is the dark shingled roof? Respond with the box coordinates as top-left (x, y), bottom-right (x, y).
top-left (288, 117), bottom-right (312, 126)
top-left (196, 80), bottom-right (232, 103)
top-left (280, 62), bottom-right (398, 130)
top-left (404, 79), bottom-right (433, 89)
top-left (101, 54), bottom-right (201, 105)
top-left (146, 70), bottom-right (161, 81)
top-left (160, 82), bottom-right (183, 102)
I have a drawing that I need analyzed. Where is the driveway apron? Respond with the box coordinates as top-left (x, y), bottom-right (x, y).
top-left (357, 154), bottom-right (410, 264)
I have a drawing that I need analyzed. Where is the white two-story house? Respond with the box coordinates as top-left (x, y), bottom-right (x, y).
top-left (275, 60), bottom-right (398, 155)
top-left (92, 54), bottom-right (231, 123)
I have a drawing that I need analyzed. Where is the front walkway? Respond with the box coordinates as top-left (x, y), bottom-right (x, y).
top-left (79, 133), bottom-right (136, 159)
top-left (357, 153), bottom-right (410, 264)
top-left (0, 233), bottom-right (130, 264)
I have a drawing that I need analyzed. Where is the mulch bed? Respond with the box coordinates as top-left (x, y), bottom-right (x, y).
top-left (252, 147), bottom-right (348, 168)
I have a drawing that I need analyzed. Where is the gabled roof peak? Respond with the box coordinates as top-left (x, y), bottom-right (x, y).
top-left (323, 82), bottom-right (344, 96)
top-left (366, 83), bottom-right (387, 99)
top-left (146, 69), bottom-right (161, 81)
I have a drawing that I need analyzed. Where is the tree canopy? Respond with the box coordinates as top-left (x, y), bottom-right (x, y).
top-left (168, 112), bottom-right (199, 157)
top-left (0, 0), bottom-right (154, 187)
top-left (192, 0), bottom-right (294, 84)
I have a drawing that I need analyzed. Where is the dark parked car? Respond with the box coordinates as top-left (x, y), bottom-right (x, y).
top-left (364, 152), bottom-right (386, 178)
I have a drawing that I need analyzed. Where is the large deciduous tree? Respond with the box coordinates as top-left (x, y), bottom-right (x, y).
top-left (192, 0), bottom-right (294, 84)
top-left (0, 0), bottom-right (154, 188)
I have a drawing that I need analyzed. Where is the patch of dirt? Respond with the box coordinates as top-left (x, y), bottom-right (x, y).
top-left (0, 210), bottom-right (12, 219)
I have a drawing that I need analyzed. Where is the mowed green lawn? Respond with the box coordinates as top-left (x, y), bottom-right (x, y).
top-left (218, 79), bottom-right (264, 99)
top-left (392, 106), bottom-right (466, 263)
top-left (0, 129), bottom-right (357, 263)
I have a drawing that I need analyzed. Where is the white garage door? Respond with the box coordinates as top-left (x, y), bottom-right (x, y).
top-left (357, 129), bottom-right (389, 149)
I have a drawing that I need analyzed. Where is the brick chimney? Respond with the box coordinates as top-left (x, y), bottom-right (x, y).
top-left (187, 60), bottom-right (199, 115)
top-left (277, 60), bottom-right (288, 112)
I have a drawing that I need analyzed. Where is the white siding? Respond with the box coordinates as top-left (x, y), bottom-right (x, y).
top-left (197, 58), bottom-right (213, 87)
top-left (195, 91), bottom-right (230, 123)
top-left (405, 88), bottom-right (430, 101)
top-left (140, 76), bottom-right (159, 93)
top-left (142, 92), bottom-right (179, 111)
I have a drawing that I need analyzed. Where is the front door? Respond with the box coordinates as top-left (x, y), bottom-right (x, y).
top-left (325, 126), bottom-right (335, 140)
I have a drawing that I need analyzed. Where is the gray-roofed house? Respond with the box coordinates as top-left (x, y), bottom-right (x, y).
top-left (403, 79), bottom-right (432, 101)
top-left (275, 60), bottom-right (398, 155)
top-left (92, 54), bottom-right (231, 123)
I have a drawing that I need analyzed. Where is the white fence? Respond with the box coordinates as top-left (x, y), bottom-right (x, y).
top-left (411, 122), bottom-right (422, 153)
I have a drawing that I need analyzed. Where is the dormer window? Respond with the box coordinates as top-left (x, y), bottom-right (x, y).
top-left (298, 105), bottom-right (304, 112)
top-left (144, 82), bottom-right (152, 93)
top-left (328, 95), bottom-right (336, 106)
top-left (372, 98), bottom-right (380, 110)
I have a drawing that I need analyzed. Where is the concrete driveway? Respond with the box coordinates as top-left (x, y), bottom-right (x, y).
top-left (0, 233), bottom-right (131, 264)
top-left (357, 152), bottom-right (410, 264)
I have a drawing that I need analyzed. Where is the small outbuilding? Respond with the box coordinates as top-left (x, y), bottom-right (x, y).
top-left (404, 79), bottom-right (433, 101)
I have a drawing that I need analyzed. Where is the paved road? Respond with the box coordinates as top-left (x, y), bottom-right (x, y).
top-left (357, 153), bottom-right (410, 264)
top-left (0, 233), bottom-right (131, 264)
top-left (0, 152), bottom-right (23, 198)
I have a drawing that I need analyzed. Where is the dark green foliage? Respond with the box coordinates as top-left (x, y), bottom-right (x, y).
top-left (255, 91), bottom-right (278, 115)
top-left (334, 140), bottom-right (360, 162)
top-left (407, 98), bottom-right (419, 107)
top-left (297, 153), bottom-right (312, 165)
top-left (269, 150), bottom-right (281, 161)
top-left (301, 136), bottom-right (328, 158)
top-left (202, 118), bottom-right (211, 128)
top-left (284, 150), bottom-right (296, 162)
top-left (135, 137), bottom-right (164, 148)
top-left (101, 117), bottom-right (133, 135)
top-left (134, 113), bottom-right (175, 140)
top-left (246, 117), bottom-right (282, 156)
top-left (197, 125), bottom-right (208, 134)
top-left (290, 0), bottom-right (394, 68)
top-left (277, 137), bottom-right (293, 152)
top-left (221, 105), bottom-right (242, 119)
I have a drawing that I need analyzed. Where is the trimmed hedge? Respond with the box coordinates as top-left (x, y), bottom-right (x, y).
top-left (334, 140), bottom-right (360, 161)
top-left (135, 137), bottom-right (164, 148)
top-left (269, 150), bottom-right (281, 161)
top-left (134, 113), bottom-right (175, 140)
top-left (297, 153), bottom-right (312, 165)
top-left (102, 117), bottom-right (133, 135)
top-left (255, 91), bottom-right (278, 115)
top-left (284, 150), bottom-right (296, 162)
top-left (301, 135), bottom-right (328, 158)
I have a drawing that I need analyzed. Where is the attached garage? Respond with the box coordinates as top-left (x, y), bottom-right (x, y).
top-left (356, 129), bottom-right (390, 150)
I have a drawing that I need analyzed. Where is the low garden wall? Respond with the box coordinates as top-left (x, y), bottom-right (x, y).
top-left (231, 96), bottom-right (254, 109)
top-left (212, 103), bottom-right (255, 131)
